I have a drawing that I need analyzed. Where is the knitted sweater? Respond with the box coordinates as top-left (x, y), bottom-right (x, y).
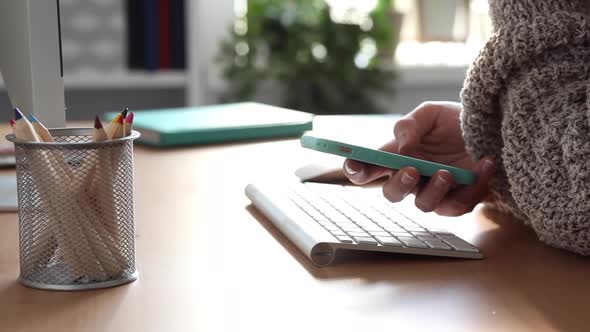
top-left (461, 0), bottom-right (590, 255)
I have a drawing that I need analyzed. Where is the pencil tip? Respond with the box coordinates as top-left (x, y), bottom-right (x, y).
top-left (121, 108), bottom-right (129, 118)
top-left (94, 116), bottom-right (103, 129)
top-left (14, 108), bottom-right (23, 120)
top-left (28, 113), bottom-right (39, 123)
top-left (117, 114), bottom-right (124, 124)
top-left (125, 112), bottom-right (134, 123)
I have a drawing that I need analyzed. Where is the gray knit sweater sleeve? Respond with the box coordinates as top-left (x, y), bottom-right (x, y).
top-left (461, 0), bottom-right (590, 254)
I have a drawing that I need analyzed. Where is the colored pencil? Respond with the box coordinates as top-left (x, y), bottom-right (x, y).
top-left (93, 116), bottom-right (109, 142)
top-left (29, 114), bottom-right (76, 179)
top-left (85, 115), bottom-right (127, 275)
top-left (12, 110), bottom-right (67, 274)
top-left (24, 110), bottom-right (112, 278)
top-left (110, 114), bottom-right (125, 139)
top-left (12, 109), bottom-right (92, 279)
top-left (124, 112), bottom-right (134, 136)
top-left (99, 114), bottom-right (128, 270)
top-left (104, 108), bottom-right (128, 138)
top-left (28, 113), bottom-right (54, 142)
top-left (13, 108), bottom-right (39, 142)
top-left (105, 114), bottom-right (123, 139)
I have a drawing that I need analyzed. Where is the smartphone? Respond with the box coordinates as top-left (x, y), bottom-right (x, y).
top-left (300, 134), bottom-right (476, 185)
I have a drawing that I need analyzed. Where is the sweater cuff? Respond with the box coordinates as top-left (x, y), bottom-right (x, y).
top-left (488, 0), bottom-right (589, 29)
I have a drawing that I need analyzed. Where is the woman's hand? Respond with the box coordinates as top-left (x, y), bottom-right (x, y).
top-left (343, 102), bottom-right (496, 216)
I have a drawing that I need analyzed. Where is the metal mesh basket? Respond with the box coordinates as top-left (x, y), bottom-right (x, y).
top-left (6, 128), bottom-right (140, 290)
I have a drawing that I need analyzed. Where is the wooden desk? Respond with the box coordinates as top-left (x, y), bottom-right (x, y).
top-left (1, 121), bottom-right (589, 332)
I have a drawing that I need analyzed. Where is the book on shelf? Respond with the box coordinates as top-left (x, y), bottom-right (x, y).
top-left (126, 0), bottom-right (145, 69)
top-left (125, 0), bottom-right (185, 71)
top-left (143, 0), bottom-right (159, 71)
top-left (170, 0), bottom-right (186, 69)
top-left (158, 0), bottom-right (171, 69)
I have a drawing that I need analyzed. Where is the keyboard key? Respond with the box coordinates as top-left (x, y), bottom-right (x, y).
top-left (424, 239), bottom-right (452, 250)
top-left (430, 229), bottom-right (452, 235)
top-left (316, 219), bottom-right (333, 226)
top-left (351, 215), bottom-right (373, 225)
top-left (438, 235), bottom-right (479, 252)
top-left (417, 235), bottom-right (436, 240)
top-left (374, 221), bottom-right (393, 228)
top-left (365, 212), bottom-right (385, 220)
top-left (343, 210), bottom-right (361, 217)
top-left (397, 237), bottom-right (428, 248)
top-left (391, 232), bottom-right (412, 237)
top-left (395, 219), bottom-right (417, 226)
top-left (315, 205), bottom-right (336, 214)
top-left (353, 236), bottom-right (378, 245)
top-left (370, 231), bottom-right (391, 237)
top-left (361, 226), bottom-right (384, 232)
top-left (289, 196), bottom-right (306, 206)
top-left (336, 235), bottom-right (353, 244)
top-left (387, 211), bottom-right (416, 225)
top-left (324, 224), bottom-right (340, 231)
top-left (376, 236), bottom-right (402, 246)
top-left (372, 216), bottom-right (393, 224)
top-left (347, 231), bottom-right (370, 237)
top-left (411, 231), bottom-right (432, 237)
top-left (382, 225), bottom-right (405, 232)
top-left (404, 227), bottom-right (425, 232)
top-left (330, 230), bottom-right (346, 237)
top-left (329, 215), bottom-right (350, 224)
top-left (332, 221), bottom-right (356, 227)
top-left (310, 207), bottom-right (325, 215)
top-left (342, 227), bottom-right (363, 233)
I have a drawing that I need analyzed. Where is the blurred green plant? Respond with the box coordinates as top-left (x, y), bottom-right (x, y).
top-left (216, 0), bottom-right (398, 114)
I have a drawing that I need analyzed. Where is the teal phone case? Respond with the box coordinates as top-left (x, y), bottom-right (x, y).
top-left (300, 135), bottom-right (476, 185)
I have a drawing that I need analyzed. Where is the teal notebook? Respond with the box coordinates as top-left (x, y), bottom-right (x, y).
top-left (105, 102), bottom-right (314, 147)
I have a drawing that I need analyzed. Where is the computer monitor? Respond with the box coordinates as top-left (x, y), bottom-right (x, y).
top-left (0, 0), bottom-right (66, 210)
top-left (0, 0), bottom-right (66, 128)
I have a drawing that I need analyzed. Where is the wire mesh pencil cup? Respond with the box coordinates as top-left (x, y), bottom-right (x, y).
top-left (6, 128), bottom-right (140, 291)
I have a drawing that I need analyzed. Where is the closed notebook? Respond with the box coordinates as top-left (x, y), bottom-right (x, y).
top-left (106, 102), bottom-right (314, 147)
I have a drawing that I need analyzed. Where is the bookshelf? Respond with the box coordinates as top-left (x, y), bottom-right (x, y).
top-left (0, 0), bottom-right (197, 120)
top-left (0, 71), bottom-right (187, 90)
top-left (66, 71), bottom-right (186, 89)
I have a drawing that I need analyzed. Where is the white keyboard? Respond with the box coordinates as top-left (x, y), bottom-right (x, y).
top-left (246, 181), bottom-right (483, 266)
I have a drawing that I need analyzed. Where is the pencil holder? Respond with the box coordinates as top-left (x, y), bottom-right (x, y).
top-left (6, 128), bottom-right (140, 291)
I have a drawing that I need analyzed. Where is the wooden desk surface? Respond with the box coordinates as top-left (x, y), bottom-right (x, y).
top-left (0, 120), bottom-right (589, 332)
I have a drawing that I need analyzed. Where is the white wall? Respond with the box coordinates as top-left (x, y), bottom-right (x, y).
top-left (187, 0), bottom-right (235, 106)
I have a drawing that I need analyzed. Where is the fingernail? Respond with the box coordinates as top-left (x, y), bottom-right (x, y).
top-left (482, 159), bottom-right (495, 172)
top-left (345, 161), bottom-right (361, 175)
top-left (401, 172), bottom-right (416, 185)
top-left (434, 175), bottom-right (448, 187)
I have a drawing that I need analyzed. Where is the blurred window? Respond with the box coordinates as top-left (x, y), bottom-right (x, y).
top-left (394, 0), bottom-right (492, 66)
top-left (234, 0), bottom-right (492, 67)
